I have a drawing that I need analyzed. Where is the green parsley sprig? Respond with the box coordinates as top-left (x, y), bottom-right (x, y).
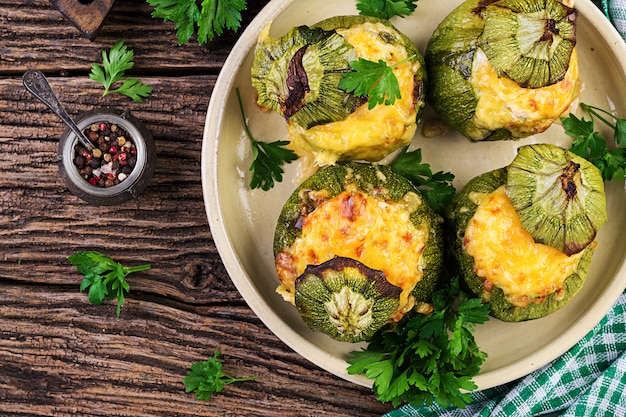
top-left (561, 102), bottom-right (626, 181)
top-left (390, 148), bottom-right (455, 214)
top-left (339, 54), bottom-right (416, 110)
top-left (357, 0), bottom-right (419, 20)
top-left (147, 0), bottom-right (422, 45)
top-left (68, 251), bottom-right (151, 318)
top-left (89, 40), bottom-right (153, 102)
top-left (236, 88), bottom-right (298, 191)
top-left (148, 0), bottom-right (246, 45)
top-left (183, 350), bottom-right (258, 401)
top-left (347, 277), bottom-right (490, 409)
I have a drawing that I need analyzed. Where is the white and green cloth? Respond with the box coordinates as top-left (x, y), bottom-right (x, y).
top-left (385, 3), bottom-right (626, 416)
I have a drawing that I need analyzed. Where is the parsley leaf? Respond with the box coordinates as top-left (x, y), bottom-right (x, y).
top-left (561, 102), bottom-right (626, 181)
top-left (89, 40), bottom-right (153, 102)
top-left (357, 0), bottom-right (419, 20)
top-left (236, 88), bottom-right (298, 191)
top-left (390, 148), bottom-right (456, 214)
top-left (148, 0), bottom-right (246, 45)
top-left (347, 277), bottom-right (490, 409)
top-left (68, 251), bottom-right (151, 318)
top-left (111, 79), bottom-right (154, 103)
top-left (339, 54), bottom-right (415, 110)
top-left (183, 350), bottom-right (258, 401)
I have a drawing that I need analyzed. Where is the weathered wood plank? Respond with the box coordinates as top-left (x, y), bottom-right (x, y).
top-left (0, 285), bottom-right (392, 416)
top-left (0, 0), bottom-right (270, 74)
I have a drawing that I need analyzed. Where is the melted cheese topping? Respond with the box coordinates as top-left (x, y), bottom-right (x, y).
top-left (287, 22), bottom-right (419, 166)
top-left (464, 186), bottom-right (588, 307)
top-left (275, 189), bottom-right (428, 316)
top-left (469, 48), bottom-right (580, 140)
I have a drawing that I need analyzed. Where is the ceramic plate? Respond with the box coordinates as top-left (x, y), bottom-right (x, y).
top-left (202, 0), bottom-right (626, 390)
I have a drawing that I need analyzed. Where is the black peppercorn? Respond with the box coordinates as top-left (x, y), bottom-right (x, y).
top-left (75, 155), bottom-right (85, 166)
top-left (71, 120), bottom-right (139, 189)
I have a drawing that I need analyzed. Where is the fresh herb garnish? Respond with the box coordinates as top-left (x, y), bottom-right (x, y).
top-left (183, 350), bottom-right (258, 401)
top-left (89, 40), bottom-right (153, 102)
top-left (148, 0), bottom-right (246, 45)
top-left (236, 88), bottom-right (298, 191)
top-left (347, 276), bottom-right (490, 409)
top-left (68, 251), bottom-right (151, 318)
top-left (357, 0), bottom-right (419, 19)
top-left (339, 54), bottom-right (416, 110)
top-left (147, 0), bottom-right (422, 45)
top-left (390, 148), bottom-right (455, 214)
top-left (561, 102), bottom-right (626, 181)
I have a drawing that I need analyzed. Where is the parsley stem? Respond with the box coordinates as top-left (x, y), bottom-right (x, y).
top-left (225, 375), bottom-right (258, 383)
top-left (236, 88), bottom-right (258, 145)
top-left (391, 53), bottom-right (417, 69)
top-left (581, 103), bottom-right (616, 130)
top-left (124, 264), bottom-right (152, 275)
top-left (368, 54), bottom-right (417, 93)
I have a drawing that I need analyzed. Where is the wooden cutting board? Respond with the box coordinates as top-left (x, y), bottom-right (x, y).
top-left (49, 0), bottom-right (116, 40)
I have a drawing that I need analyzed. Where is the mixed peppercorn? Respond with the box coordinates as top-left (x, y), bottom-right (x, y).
top-left (73, 121), bottom-right (137, 188)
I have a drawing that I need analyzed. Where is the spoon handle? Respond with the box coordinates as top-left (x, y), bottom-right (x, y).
top-left (22, 69), bottom-right (93, 150)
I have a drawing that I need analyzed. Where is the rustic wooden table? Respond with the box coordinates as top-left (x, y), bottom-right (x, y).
top-left (0, 1), bottom-right (393, 415)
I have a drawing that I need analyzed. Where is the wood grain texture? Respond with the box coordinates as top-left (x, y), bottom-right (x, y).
top-left (0, 1), bottom-right (394, 415)
top-left (0, 0), bottom-right (263, 74)
top-left (0, 285), bottom-right (390, 417)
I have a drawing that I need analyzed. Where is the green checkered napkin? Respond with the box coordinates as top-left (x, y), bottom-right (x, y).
top-left (385, 291), bottom-right (626, 417)
top-left (383, 3), bottom-right (626, 416)
top-left (598, 0), bottom-right (626, 41)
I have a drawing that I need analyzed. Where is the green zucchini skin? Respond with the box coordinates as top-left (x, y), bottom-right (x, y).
top-left (445, 168), bottom-right (594, 322)
top-left (274, 162), bottom-right (444, 304)
top-left (294, 257), bottom-right (402, 343)
top-left (425, 0), bottom-right (484, 140)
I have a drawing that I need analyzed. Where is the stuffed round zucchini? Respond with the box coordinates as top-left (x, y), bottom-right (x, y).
top-left (274, 162), bottom-right (443, 342)
top-left (251, 15), bottom-right (427, 166)
top-left (425, 0), bottom-right (580, 142)
top-left (446, 144), bottom-right (606, 321)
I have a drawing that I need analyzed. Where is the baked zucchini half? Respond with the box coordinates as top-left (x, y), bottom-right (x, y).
top-left (446, 144), bottom-right (606, 321)
top-left (251, 15), bottom-right (427, 166)
top-left (274, 162), bottom-right (444, 342)
top-left (425, 0), bottom-right (580, 142)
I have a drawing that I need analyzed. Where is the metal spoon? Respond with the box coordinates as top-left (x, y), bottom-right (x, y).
top-left (22, 69), bottom-right (94, 150)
